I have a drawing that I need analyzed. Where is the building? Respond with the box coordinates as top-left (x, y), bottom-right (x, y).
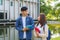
top-left (0, 0), bottom-right (40, 40)
top-left (0, 0), bottom-right (40, 20)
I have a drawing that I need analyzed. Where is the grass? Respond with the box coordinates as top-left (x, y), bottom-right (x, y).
top-left (51, 37), bottom-right (60, 40)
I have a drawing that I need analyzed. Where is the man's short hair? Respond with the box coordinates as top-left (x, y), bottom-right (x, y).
top-left (21, 7), bottom-right (28, 11)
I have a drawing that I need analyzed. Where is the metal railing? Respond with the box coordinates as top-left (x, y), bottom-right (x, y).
top-left (0, 20), bottom-right (60, 40)
top-left (0, 26), bottom-right (35, 40)
top-left (0, 26), bottom-right (18, 40)
top-left (0, 19), bottom-right (37, 40)
top-left (0, 20), bottom-right (37, 40)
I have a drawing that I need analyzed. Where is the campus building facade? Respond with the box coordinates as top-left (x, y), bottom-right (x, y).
top-left (0, 0), bottom-right (40, 20)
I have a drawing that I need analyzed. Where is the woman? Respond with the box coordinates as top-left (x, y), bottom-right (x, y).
top-left (34, 13), bottom-right (48, 40)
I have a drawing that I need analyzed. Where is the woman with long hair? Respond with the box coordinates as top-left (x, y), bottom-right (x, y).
top-left (34, 13), bottom-right (48, 40)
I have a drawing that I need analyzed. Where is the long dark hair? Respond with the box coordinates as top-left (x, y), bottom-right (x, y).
top-left (37, 13), bottom-right (47, 27)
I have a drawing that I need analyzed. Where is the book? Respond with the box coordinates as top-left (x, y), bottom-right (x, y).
top-left (26, 25), bottom-right (32, 29)
top-left (35, 27), bottom-right (40, 33)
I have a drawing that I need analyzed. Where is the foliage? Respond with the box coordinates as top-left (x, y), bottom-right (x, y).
top-left (51, 37), bottom-right (60, 40)
top-left (48, 24), bottom-right (60, 34)
top-left (40, 0), bottom-right (60, 21)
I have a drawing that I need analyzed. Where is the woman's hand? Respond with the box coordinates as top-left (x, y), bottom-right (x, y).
top-left (36, 35), bottom-right (40, 38)
top-left (35, 31), bottom-right (40, 38)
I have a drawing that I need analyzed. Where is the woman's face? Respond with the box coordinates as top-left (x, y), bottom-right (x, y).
top-left (38, 16), bottom-right (40, 21)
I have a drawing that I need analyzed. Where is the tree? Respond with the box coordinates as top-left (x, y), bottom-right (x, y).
top-left (40, 0), bottom-right (60, 21)
top-left (54, 3), bottom-right (60, 20)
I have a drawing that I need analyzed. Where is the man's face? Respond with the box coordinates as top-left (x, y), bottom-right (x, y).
top-left (21, 10), bottom-right (28, 16)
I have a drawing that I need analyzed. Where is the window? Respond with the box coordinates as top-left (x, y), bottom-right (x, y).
top-left (0, 13), bottom-right (4, 19)
top-left (20, 0), bottom-right (23, 7)
top-left (0, 12), bottom-right (7, 19)
top-left (28, 2), bottom-right (30, 13)
top-left (5, 13), bottom-right (7, 19)
top-left (20, 2), bottom-right (22, 7)
top-left (10, 1), bottom-right (13, 6)
top-left (0, 0), bottom-right (3, 5)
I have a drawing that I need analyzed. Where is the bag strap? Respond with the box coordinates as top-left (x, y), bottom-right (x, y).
top-left (43, 24), bottom-right (45, 33)
top-left (35, 23), bottom-right (45, 32)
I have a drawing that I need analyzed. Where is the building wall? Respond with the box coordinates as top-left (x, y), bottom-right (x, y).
top-left (0, 0), bottom-right (40, 20)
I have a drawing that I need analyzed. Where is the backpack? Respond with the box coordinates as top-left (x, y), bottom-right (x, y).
top-left (47, 30), bottom-right (51, 40)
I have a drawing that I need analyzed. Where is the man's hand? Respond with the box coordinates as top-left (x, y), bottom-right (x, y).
top-left (23, 28), bottom-right (29, 32)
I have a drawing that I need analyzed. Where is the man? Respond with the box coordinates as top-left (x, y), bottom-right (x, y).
top-left (16, 7), bottom-right (34, 40)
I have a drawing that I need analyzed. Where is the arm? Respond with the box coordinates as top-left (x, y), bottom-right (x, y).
top-left (33, 24), bottom-right (40, 38)
top-left (34, 29), bottom-right (37, 37)
top-left (28, 17), bottom-right (34, 30)
top-left (15, 18), bottom-right (23, 31)
top-left (39, 24), bottom-right (48, 38)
